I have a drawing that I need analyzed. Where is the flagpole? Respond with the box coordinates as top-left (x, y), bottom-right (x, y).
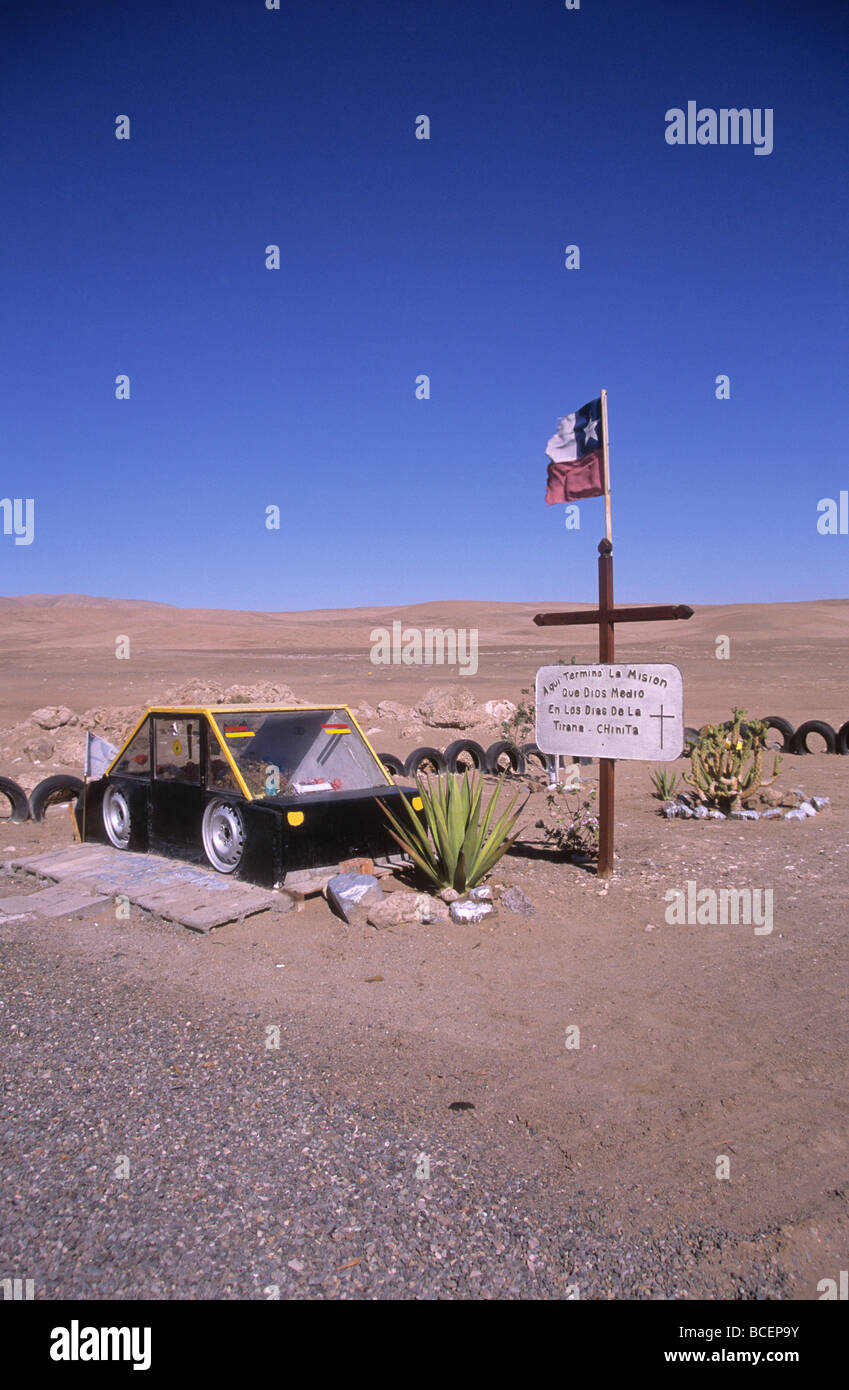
top-left (600, 387), bottom-right (612, 543)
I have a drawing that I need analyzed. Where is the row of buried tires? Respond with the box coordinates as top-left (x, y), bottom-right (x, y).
top-left (384, 716), bottom-right (849, 779)
top-left (0, 713), bottom-right (846, 820)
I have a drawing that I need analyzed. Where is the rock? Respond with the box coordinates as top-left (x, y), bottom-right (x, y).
top-left (414, 687), bottom-right (481, 731)
top-left (663, 803), bottom-right (692, 818)
top-left (339, 856), bottom-right (375, 876)
top-left (30, 705), bottom-right (75, 731)
top-left (811, 796), bottom-right (830, 810)
top-left (749, 786), bottom-right (785, 809)
top-left (450, 898), bottom-right (495, 924)
top-left (692, 805), bottom-right (709, 819)
top-left (797, 802), bottom-right (817, 818)
top-left (483, 700), bottom-right (517, 722)
top-left (707, 809), bottom-right (726, 819)
top-left (437, 887), bottom-right (461, 903)
top-left (730, 809), bottom-right (759, 820)
top-left (500, 886), bottom-right (535, 918)
top-left (326, 873), bottom-right (383, 923)
top-left (761, 808), bottom-right (783, 819)
top-left (367, 892), bottom-right (449, 928)
top-left (468, 885), bottom-right (493, 902)
top-left (23, 738), bottom-right (54, 762)
top-left (376, 700), bottom-right (407, 720)
top-left (784, 809), bottom-right (807, 821)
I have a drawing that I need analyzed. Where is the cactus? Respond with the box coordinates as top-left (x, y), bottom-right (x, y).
top-left (682, 707), bottom-right (782, 813)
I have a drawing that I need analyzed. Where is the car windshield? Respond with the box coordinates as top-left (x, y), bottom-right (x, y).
top-left (210, 708), bottom-right (388, 799)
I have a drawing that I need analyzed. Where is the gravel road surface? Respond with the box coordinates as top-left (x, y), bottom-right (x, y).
top-left (1, 913), bottom-right (789, 1300)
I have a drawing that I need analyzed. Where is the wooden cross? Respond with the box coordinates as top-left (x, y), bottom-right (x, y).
top-left (534, 539), bottom-right (694, 877)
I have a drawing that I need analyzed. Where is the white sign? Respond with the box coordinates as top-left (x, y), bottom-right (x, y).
top-left (535, 663), bottom-right (684, 762)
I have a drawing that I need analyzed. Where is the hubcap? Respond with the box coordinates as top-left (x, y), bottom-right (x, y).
top-left (203, 801), bottom-right (245, 873)
top-left (103, 788), bottom-right (131, 849)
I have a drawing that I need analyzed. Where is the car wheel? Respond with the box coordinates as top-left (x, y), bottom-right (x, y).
top-left (103, 786), bottom-right (132, 849)
top-left (202, 798), bottom-right (246, 873)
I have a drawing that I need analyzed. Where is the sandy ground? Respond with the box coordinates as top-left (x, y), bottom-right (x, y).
top-left (1, 594), bottom-right (847, 1299)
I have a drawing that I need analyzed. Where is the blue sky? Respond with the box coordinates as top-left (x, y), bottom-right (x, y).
top-left (1, 0), bottom-right (847, 609)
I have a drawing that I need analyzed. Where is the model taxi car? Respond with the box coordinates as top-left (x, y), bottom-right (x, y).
top-left (77, 704), bottom-right (420, 888)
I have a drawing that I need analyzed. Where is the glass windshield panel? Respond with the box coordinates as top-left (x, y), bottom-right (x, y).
top-left (207, 729), bottom-right (240, 793)
top-left (212, 708), bottom-right (386, 799)
top-left (153, 717), bottom-right (202, 784)
top-left (113, 722), bottom-right (151, 777)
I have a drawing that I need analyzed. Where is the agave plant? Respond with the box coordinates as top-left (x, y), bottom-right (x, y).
top-left (378, 770), bottom-right (529, 893)
top-left (650, 768), bottom-right (678, 800)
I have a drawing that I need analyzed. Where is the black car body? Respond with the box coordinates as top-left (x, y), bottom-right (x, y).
top-left (76, 704), bottom-right (419, 889)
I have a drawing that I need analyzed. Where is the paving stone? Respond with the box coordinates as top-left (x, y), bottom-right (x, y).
top-left (0, 884), bottom-right (110, 920)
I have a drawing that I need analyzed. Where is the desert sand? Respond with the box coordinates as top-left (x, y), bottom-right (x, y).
top-left (0, 593), bottom-right (847, 1299)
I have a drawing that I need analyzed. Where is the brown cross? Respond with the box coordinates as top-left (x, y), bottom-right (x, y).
top-left (533, 540), bottom-right (694, 877)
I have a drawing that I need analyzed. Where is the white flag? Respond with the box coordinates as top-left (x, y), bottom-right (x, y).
top-left (84, 731), bottom-right (118, 779)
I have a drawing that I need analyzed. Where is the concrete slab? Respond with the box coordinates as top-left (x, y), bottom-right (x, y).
top-left (3, 846), bottom-right (285, 933)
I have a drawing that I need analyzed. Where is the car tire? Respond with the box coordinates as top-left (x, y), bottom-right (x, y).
top-left (443, 739), bottom-right (488, 773)
top-left (202, 797), bottom-right (247, 873)
top-left (485, 740), bottom-right (526, 776)
top-left (28, 774), bottom-right (84, 822)
top-left (404, 746), bottom-right (446, 778)
top-left (377, 753), bottom-right (406, 776)
top-left (0, 775), bottom-right (30, 822)
top-left (836, 720), bottom-right (849, 756)
top-left (519, 741), bottom-right (548, 771)
top-left (759, 716), bottom-right (795, 753)
top-left (103, 785), bottom-right (133, 849)
top-left (790, 720), bottom-right (837, 755)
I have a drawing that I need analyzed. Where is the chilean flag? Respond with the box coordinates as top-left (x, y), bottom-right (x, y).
top-left (544, 398), bottom-right (605, 504)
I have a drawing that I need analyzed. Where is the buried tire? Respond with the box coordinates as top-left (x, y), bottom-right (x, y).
top-left (102, 785), bottom-right (132, 849)
top-left (837, 720), bottom-right (849, 756)
top-left (485, 740), bottom-right (526, 776)
top-left (681, 726), bottom-right (700, 757)
top-left (443, 738), bottom-right (488, 774)
top-left (377, 752), bottom-right (406, 776)
top-left (790, 720), bottom-right (837, 755)
top-left (202, 798), bottom-right (247, 874)
top-left (404, 746), bottom-right (446, 778)
top-left (759, 715), bottom-right (795, 753)
top-left (29, 774), bottom-right (84, 822)
top-left (0, 775), bottom-right (30, 822)
top-left (520, 741), bottom-right (548, 771)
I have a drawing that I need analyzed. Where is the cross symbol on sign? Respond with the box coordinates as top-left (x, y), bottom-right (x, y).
top-left (650, 704), bottom-right (675, 749)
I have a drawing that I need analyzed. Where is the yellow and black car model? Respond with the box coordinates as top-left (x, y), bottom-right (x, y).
top-left (76, 704), bottom-right (419, 888)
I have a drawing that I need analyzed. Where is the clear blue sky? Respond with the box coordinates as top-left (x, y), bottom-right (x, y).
top-left (1, 0), bottom-right (846, 609)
